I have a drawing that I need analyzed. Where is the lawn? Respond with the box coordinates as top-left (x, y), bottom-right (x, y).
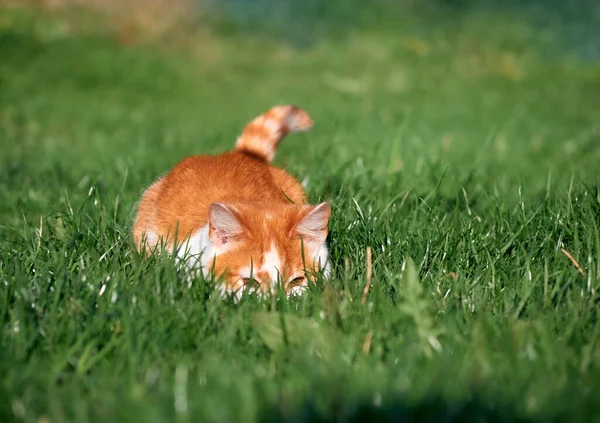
top-left (1, 3), bottom-right (600, 422)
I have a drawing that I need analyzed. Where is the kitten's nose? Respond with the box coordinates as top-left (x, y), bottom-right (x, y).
top-left (255, 271), bottom-right (269, 281)
top-left (256, 270), bottom-right (284, 294)
top-left (256, 271), bottom-right (272, 291)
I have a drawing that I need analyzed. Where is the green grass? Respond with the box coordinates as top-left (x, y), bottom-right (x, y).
top-left (1, 5), bottom-right (600, 423)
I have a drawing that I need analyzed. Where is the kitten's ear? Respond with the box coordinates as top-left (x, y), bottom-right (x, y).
top-left (209, 203), bottom-right (243, 247)
top-left (295, 202), bottom-right (331, 242)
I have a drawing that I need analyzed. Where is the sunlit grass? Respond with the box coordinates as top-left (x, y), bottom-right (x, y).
top-left (1, 6), bottom-right (600, 423)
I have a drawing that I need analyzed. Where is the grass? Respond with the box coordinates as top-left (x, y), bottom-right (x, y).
top-left (1, 4), bottom-right (600, 422)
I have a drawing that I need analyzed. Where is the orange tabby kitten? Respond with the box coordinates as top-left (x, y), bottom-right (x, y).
top-left (133, 105), bottom-right (331, 298)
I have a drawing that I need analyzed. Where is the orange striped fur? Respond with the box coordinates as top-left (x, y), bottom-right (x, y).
top-left (133, 105), bottom-right (330, 298)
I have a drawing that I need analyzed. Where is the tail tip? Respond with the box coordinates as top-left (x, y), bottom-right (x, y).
top-left (287, 106), bottom-right (314, 132)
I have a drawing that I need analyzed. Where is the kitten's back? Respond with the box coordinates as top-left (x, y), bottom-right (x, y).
top-left (152, 153), bottom-right (305, 238)
top-left (133, 105), bottom-right (311, 252)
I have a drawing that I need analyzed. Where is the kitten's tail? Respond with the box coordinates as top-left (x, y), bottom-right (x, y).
top-left (234, 105), bottom-right (313, 163)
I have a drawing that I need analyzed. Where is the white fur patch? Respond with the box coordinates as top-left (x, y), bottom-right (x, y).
top-left (262, 243), bottom-right (282, 285)
top-left (300, 238), bottom-right (331, 280)
top-left (175, 225), bottom-right (215, 278)
top-left (238, 266), bottom-right (252, 279)
top-left (263, 118), bottom-right (281, 134)
top-left (144, 230), bottom-right (159, 247)
top-left (313, 242), bottom-right (331, 279)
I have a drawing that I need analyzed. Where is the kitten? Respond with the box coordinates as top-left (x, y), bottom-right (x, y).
top-left (133, 105), bottom-right (331, 298)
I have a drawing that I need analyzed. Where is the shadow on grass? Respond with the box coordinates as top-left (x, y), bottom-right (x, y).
top-left (261, 394), bottom-right (557, 423)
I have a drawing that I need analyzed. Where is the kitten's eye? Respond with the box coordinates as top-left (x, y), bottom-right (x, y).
top-left (289, 276), bottom-right (306, 286)
top-left (242, 277), bottom-right (258, 287)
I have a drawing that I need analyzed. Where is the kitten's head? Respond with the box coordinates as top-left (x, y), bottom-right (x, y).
top-left (204, 201), bottom-right (331, 297)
